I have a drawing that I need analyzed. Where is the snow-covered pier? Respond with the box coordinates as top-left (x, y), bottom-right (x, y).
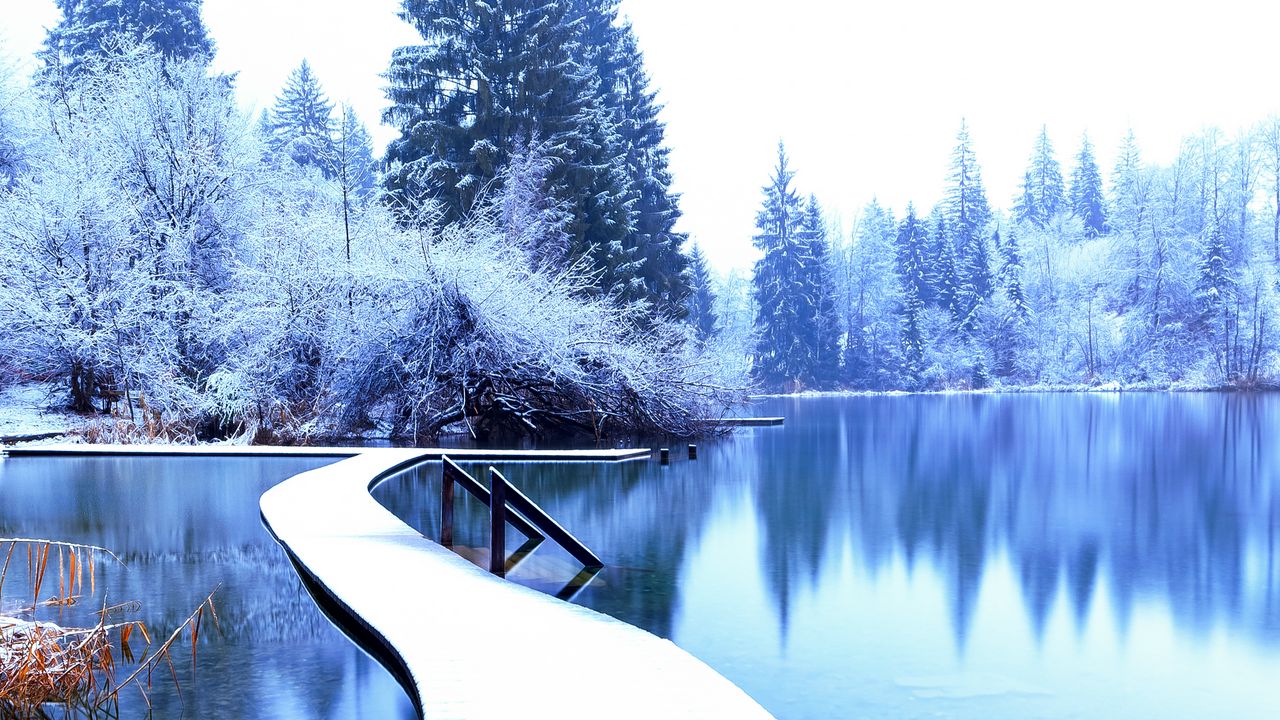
top-left (10, 444), bottom-right (773, 719)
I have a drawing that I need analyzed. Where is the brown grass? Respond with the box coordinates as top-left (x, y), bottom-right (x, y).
top-left (0, 539), bottom-right (217, 717)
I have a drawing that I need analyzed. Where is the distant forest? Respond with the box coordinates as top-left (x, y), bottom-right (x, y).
top-left (737, 122), bottom-right (1280, 392)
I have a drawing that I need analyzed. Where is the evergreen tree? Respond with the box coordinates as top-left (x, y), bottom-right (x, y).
top-left (43, 0), bottom-right (214, 76)
top-left (801, 195), bottom-right (841, 385)
top-left (595, 14), bottom-right (690, 317)
top-left (999, 228), bottom-right (1031, 322)
top-left (895, 204), bottom-right (932, 309)
top-left (1014, 125), bottom-right (1066, 226)
top-left (842, 199), bottom-right (902, 388)
top-left (1070, 133), bottom-right (1107, 237)
top-left (1111, 129), bottom-right (1147, 235)
top-left (270, 60), bottom-right (336, 173)
top-left (1196, 215), bottom-right (1235, 377)
top-left (751, 143), bottom-right (819, 389)
top-left (685, 242), bottom-right (718, 344)
top-left (945, 119), bottom-right (992, 253)
top-left (900, 282), bottom-right (925, 386)
top-left (384, 0), bottom-right (651, 311)
top-left (933, 215), bottom-right (960, 317)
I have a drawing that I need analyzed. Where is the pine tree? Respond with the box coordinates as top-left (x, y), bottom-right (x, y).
top-left (895, 204), bottom-right (931, 309)
top-left (801, 195), bottom-right (841, 385)
top-left (43, 0), bottom-right (214, 76)
top-left (597, 15), bottom-right (690, 317)
top-left (900, 281), bottom-right (925, 386)
top-left (933, 214), bottom-right (960, 317)
top-left (685, 243), bottom-right (718, 344)
top-left (1070, 133), bottom-right (1107, 237)
top-left (999, 228), bottom-right (1031, 322)
top-left (752, 143), bottom-right (818, 389)
top-left (1111, 129), bottom-right (1147, 235)
top-left (1196, 216), bottom-right (1236, 379)
top-left (270, 60), bottom-right (336, 173)
top-left (945, 119), bottom-right (992, 253)
top-left (842, 199), bottom-right (901, 388)
top-left (1014, 126), bottom-right (1065, 226)
top-left (384, 0), bottom-right (636, 307)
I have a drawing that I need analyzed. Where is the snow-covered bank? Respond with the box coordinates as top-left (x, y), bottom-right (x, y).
top-left (0, 383), bottom-right (85, 442)
top-left (750, 381), bottom-right (1278, 399)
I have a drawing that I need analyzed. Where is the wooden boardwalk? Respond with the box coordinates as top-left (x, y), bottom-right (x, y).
top-left (6, 443), bottom-right (773, 719)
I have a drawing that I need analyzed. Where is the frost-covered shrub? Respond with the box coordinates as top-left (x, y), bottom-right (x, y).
top-left (0, 49), bottom-right (254, 420)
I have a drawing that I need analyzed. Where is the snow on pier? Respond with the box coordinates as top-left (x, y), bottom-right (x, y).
top-left (10, 444), bottom-right (773, 719)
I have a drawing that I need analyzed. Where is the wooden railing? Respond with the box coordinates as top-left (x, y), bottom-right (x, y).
top-left (440, 456), bottom-right (603, 576)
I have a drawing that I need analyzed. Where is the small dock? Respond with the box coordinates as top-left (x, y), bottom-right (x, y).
top-left (707, 417), bottom-right (784, 427)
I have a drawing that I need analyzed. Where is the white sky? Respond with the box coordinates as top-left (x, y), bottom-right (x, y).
top-left (3, 0), bottom-right (1280, 272)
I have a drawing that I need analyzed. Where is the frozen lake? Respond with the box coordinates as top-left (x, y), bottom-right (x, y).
top-left (4, 393), bottom-right (1279, 718)
top-left (0, 455), bottom-right (416, 719)
top-left (381, 393), bottom-right (1280, 719)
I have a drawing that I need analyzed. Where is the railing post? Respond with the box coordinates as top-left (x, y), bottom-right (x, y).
top-left (440, 463), bottom-right (455, 547)
top-left (489, 468), bottom-right (507, 575)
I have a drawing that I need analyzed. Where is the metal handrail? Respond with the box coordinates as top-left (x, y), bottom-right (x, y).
top-left (440, 455), bottom-right (604, 576)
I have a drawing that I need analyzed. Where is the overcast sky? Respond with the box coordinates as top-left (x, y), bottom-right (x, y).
top-left (4, 0), bottom-right (1280, 272)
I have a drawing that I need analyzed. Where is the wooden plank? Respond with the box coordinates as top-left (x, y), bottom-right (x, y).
top-left (442, 457), bottom-right (544, 542)
top-left (440, 462), bottom-right (455, 547)
top-left (494, 466), bottom-right (604, 569)
top-left (703, 417), bottom-right (784, 427)
top-left (489, 467), bottom-right (507, 575)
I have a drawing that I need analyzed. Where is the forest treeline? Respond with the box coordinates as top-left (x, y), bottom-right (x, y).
top-left (0, 0), bottom-right (739, 441)
top-left (736, 121), bottom-right (1280, 392)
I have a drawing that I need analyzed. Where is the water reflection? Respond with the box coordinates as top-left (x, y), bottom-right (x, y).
top-left (378, 393), bottom-right (1280, 719)
top-left (0, 456), bottom-right (416, 719)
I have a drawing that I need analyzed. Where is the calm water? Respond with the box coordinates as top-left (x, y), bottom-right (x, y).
top-left (376, 394), bottom-right (1280, 719)
top-left (0, 455), bottom-right (415, 719)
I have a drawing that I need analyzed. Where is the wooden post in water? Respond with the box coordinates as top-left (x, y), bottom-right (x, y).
top-left (440, 463), bottom-right (455, 547)
top-left (688, 444), bottom-right (697, 460)
top-left (660, 448), bottom-right (670, 465)
top-left (489, 468), bottom-right (507, 575)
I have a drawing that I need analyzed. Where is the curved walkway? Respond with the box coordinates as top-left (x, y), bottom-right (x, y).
top-left (7, 444), bottom-right (773, 717)
top-left (12, 444), bottom-right (773, 717)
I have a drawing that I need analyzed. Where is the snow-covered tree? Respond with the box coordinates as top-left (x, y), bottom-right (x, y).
top-left (1014, 126), bottom-right (1066, 227)
top-left (1069, 133), bottom-right (1107, 237)
top-left (843, 199), bottom-right (901, 388)
top-left (270, 60), bottom-right (336, 173)
top-left (751, 143), bottom-right (829, 390)
top-left (685, 242), bottom-right (718, 344)
top-left (42, 0), bottom-right (214, 77)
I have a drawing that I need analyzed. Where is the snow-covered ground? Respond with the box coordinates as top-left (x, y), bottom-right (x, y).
top-left (0, 383), bottom-right (84, 440)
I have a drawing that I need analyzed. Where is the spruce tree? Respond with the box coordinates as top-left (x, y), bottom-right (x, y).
top-left (1196, 216), bottom-right (1237, 379)
top-left (1111, 129), bottom-right (1147, 235)
top-left (999, 228), bottom-right (1031, 322)
top-left (895, 204), bottom-right (932, 309)
top-left (570, 4), bottom-right (690, 317)
top-left (945, 119), bottom-right (992, 253)
top-left (685, 243), bottom-right (719, 344)
top-left (384, 0), bottom-right (635, 307)
top-left (1014, 125), bottom-right (1065, 226)
top-left (43, 0), bottom-right (214, 76)
top-left (270, 60), bottom-right (336, 173)
top-left (801, 195), bottom-right (841, 385)
top-left (1070, 133), bottom-right (1107, 237)
top-left (751, 143), bottom-right (818, 389)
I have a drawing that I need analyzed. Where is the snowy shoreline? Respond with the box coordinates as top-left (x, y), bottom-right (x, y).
top-left (751, 382), bottom-right (1279, 399)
